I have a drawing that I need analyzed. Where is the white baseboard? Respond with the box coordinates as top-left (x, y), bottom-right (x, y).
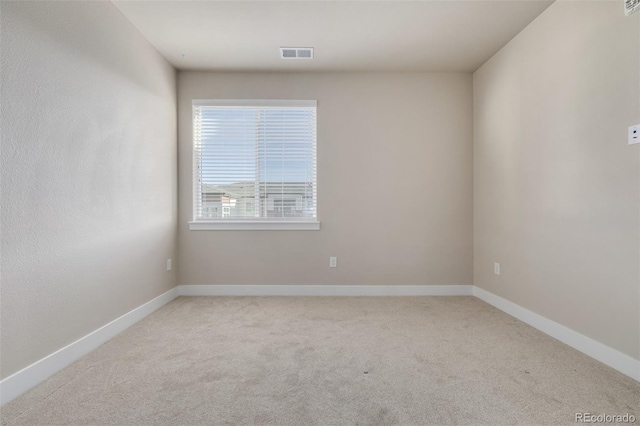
top-left (0, 287), bottom-right (180, 406)
top-left (473, 286), bottom-right (640, 382)
top-left (178, 284), bottom-right (474, 297)
top-left (3, 284), bottom-right (637, 407)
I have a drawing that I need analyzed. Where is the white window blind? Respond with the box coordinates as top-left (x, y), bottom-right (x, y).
top-left (192, 99), bottom-right (318, 230)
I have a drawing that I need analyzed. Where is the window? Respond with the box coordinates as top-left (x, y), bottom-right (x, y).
top-left (190, 99), bottom-right (318, 230)
top-left (202, 207), bottom-right (219, 218)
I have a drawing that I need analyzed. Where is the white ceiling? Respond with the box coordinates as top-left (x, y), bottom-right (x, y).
top-left (113, 0), bottom-right (554, 72)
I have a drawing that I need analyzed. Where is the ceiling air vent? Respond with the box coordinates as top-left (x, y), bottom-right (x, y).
top-left (626, 0), bottom-right (640, 15)
top-left (280, 47), bottom-right (314, 60)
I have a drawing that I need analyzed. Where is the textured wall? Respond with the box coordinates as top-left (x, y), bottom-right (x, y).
top-left (178, 72), bottom-right (473, 286)
top-left (0, 1), bottom-right (178, 378)
top-left (474, 2), bottom-right (640, 359)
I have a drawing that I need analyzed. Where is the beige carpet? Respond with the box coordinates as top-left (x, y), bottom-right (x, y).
top-left (1, 296), bottom-right (639, 425)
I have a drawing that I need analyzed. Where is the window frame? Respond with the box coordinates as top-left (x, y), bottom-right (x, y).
top-left (189, 99), bottom-right (320, 231)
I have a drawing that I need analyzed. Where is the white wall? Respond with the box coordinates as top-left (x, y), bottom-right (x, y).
top-left (474, 1), bottom-right (640, 360)
top-left (178, 72), bottom-right (473, 287)
top-left (0, 1), bottom-right (178, 378)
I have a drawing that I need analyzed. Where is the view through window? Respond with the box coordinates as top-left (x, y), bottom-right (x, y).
top-left (192, 100), bottom-right (317, 222)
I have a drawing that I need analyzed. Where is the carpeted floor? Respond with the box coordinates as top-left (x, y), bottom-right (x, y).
top-left (1, 296), bottom-right (639, 425)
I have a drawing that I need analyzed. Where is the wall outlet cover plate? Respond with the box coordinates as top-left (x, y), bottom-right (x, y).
top-left (629, 124), bottom-right (639, 145)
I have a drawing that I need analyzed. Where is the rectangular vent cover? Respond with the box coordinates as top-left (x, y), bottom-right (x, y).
top-left (280, 47), bottom-right (314, 59)
top-left (626, 0), bottom-right (640, 15)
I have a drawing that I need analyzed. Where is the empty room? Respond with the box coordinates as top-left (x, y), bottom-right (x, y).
top-left (1, 0), bottom-right (639, 424)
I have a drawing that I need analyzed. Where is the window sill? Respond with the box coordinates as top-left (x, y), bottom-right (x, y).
top-left (189, 220), bottom-right (320, 231)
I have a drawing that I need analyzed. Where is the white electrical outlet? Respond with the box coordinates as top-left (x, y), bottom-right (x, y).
top-left (629, 124), bottom-right (640, 145)
top-left (329, 256), bottom-right (337, 268)
top-left (494, 262), bottom-right (501, 275)
top-left (166, 259), bottom-right (172, 271)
